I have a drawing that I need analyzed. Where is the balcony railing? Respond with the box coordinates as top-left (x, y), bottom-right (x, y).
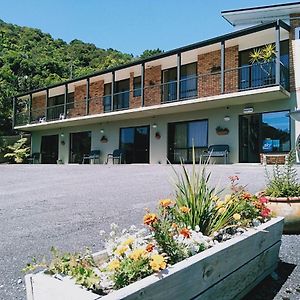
top-left (14, 61), bottom-right (289, 127)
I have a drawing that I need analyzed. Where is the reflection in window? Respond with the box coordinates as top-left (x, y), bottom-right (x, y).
top-left (261, 111), bottom-right (290, 153)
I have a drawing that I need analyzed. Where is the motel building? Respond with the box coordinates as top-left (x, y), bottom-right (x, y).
top-left (12, 2), bottom-right (300, 164)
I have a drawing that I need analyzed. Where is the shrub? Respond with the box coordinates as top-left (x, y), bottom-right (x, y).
top-left (4, 137), bottom-right (30, 163)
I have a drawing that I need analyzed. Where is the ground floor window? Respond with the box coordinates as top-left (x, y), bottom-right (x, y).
top-left (41, 135), bottom-right (59, 164)
top-left (69, 131), bottom-right (91, 163)
top-left (168, 119), bottom-right (208, 163)
top-left (120, 126), bottom-right (149, 163)
top-left (239, 110), bottom-right (290, 163)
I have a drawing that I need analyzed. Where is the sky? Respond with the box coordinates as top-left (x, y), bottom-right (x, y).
top-left (0, 0), bottom-right (298, 56)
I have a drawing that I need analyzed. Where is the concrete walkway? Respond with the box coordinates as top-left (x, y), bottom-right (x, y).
top-left (0, 164), bottom-right (299, 299)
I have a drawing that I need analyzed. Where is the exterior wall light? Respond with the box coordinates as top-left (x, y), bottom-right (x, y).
top-left (152, 123), bottom-right (157, 129)
top-left (243, 107), bottom-right (254, 114)
top-left (100, 129), bottom-right (104, 134)
top-left (224, 116), bottom-right (230, 122)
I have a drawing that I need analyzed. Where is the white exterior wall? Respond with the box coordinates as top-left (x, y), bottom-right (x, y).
top-left (31, 98), bottom-right (294, 164)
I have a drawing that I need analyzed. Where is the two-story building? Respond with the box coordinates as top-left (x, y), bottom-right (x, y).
top-left (12, 2), bottom-right (300, 164)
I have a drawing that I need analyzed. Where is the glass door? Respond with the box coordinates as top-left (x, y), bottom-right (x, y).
top-left (69, 131), bottom-right (91, 163)
top-left (120, 126), bottom-right (149, 163)
top-left (41, 135), bottom-right (59, 164)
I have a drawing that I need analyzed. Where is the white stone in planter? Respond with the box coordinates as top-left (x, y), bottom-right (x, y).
top-left (25, 217), bottom-right (284, 300)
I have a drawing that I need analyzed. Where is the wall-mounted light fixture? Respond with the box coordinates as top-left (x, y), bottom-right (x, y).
top-left (100, 129), bottom-right (104, 134)
top-left (243, 107), bottom-right (254, 114)
top-left (60, 133), bottom-right (65, 145)
top-left (152, 123), bottom-right (157, 129)
top-left (224, 116), bottom-right (230, 122)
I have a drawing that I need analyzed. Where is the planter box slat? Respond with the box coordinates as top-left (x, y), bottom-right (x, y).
top-left (25, 217), bottom-right (284, 300)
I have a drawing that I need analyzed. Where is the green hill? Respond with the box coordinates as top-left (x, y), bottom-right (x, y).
top-left (0, 19), bottom-right (162, 135)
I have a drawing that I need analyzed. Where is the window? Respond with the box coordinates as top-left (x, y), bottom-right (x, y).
top-left (114, 79), bottom-right (129, 110)
top-left (295, 27), bottom-right (300, 40)
top-left (133, 76), bottom-right (142, 97)
top-left (162, 67), bottom-right (177, 102)
top-left (180, 63), bottom-right (197, 99)
top-left (168, 119), bottom-right (208, 163)
top-left (103, 83), bottom-right (112, 112)
top-left (67, 92), bottom-right (74, 109)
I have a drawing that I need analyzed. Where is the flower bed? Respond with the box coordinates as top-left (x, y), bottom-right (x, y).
top-left (24, 160), bottom-right (285, 299)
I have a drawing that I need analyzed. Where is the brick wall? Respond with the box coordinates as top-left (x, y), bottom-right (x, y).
top-left (68, 84), bottom-right (86, 117)
top-left (197, 46), bottom-right (239, 97)
top-left (129, 72), bottom-right (141, 109)
top-left (289, 14), bottom-right (300, 92)
top-left (144, 65), bottom-right (161, 106)
top-left (31, 95), bottom-right (46, 121)
top-left (89, 80), bottom-right (104, 114)
top-left (260, 153), bottom-right (287, 165)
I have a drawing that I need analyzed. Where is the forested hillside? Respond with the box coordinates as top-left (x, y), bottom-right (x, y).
top-left (0, 19), bottom-right (162, 135)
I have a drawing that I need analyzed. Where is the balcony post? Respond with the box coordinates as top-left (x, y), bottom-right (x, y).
top-left (86, 78), bottom-right (90, 115)
top-left (111, 71), bottom-right (115, 111)
top-left (177, 53), bottom-right (181, 100)
top-left (141, 63), bottom-right (145, 106)
top-left (29, 93), bottom-right (32, 123)
top-left (45, 88), bottom-right (49, 120)
top-left (221, 40), bottom-right (225, 94)
top-left (12, 97), bottom-right (16, 129)
top-left (64, 83), bottom-right (68, 118)
top-left (275, 20), bottom-right (281, 85)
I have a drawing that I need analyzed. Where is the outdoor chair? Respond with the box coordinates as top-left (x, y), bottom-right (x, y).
top-left (82, 150), bottom-right (101, 164)
top-left (202, 144), bottom-right (230, 164)
top-left (106, 149), bottom-right (124, 164)
top-left (28, 152), bottom-right (40, 164)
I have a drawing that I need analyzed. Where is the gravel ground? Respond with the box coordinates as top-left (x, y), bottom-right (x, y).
top-left (0, 164), bottom-right (299, 300)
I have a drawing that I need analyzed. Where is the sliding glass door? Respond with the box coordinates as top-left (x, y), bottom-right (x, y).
top-left (41, 135), bottom-right (59, 164)
top-left (168, 119), bottom-right (208, 163)
top-left (69, 131), bottom-right (91, 163)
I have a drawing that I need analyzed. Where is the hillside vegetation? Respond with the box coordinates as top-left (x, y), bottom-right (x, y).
top-left (0, 19), bottom-right (162, 135)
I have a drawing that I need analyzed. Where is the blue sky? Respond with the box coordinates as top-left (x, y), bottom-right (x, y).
top-left (0, 0), bottom-right (297, 55)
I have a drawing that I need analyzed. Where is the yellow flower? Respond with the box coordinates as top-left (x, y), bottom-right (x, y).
top-left (150, 254), bottom-right (167, 272)
top-left (224, 194), bottom-right (231, 202)
top-left (129, 248), bottom-right (147, 261)
top-left (233, 213), bottom-right (241, 221)
top-left (179, 206), bottom-right (190, 213)
top-left (211, 195), bottom-right (219, 202)
top-left (159, 199), bottom-right (174, 208)
top-left (108, 259), bottom-right (120, 271)
top-left (216, 201), bottom-right (224, 209)
top-left (122, 237), bottom-right (134, 246)
top-left (218, 207), bottom-right (226, 214)
top-left (143, 213), bottom-right (158, 226)
top-left (114, 245), bottom-right (128, 256)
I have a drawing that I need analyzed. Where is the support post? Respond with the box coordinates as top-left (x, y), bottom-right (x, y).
top-left (111, 71), bottom-right (115, 111)
top-left (45, 89), bottom-right (49, 120)
top-left (275, 20), bottom-right (281, 85)
top-left (64, 84), bottom-right (68, 118)
top-left (177, 53), bottom-right (181, 100)
top-left (29, 93), bottom-right (32, 124)
top-left (141, 63), bottom-right (145, 106)
top-left (86, 78), bottom-right (90, 115)
top-left (221, 40), bottom-right (225, 94)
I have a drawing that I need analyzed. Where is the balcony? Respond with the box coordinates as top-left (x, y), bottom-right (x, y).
top-left (14, 61), bottom-right (289, 128)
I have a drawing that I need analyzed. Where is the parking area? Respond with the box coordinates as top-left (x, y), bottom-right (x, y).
top-left (0, 164), bottom-right (299, 299)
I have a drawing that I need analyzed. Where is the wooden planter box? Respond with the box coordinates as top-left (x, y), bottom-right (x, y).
top-left (25, 217), bottom-right (284, 300)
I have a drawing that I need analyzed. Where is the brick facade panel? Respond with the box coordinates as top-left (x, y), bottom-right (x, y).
top-left (89, 80), bottom-right (104, 114)
top-left (68, 85), bottom-right (86, 117)
top-left (144, 65), bottom-right (161, 106)
top-left (130, 72), bottom-right (141, 109)
top-left (31, 95), bottom-right (46, 121)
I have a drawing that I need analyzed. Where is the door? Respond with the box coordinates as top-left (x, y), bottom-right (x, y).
top-left (120, 126), bottom-right (149, 163)
top-left (40, 135), bottom-right (59, 164)
top-left (69, 131), bottom-right (91, 163)
top-left (239, 115), bottom-right (260, 163)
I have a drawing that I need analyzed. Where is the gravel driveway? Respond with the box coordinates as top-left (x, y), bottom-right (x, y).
top-left (0, 164), bottom-right (299, 300)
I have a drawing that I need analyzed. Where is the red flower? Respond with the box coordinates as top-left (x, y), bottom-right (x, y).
top-left (261, 207), bottom-right (271, 218)
top-left (259, 197), bottom-right (268, 204)
top-left (179, 228), bottom-right (191, 238)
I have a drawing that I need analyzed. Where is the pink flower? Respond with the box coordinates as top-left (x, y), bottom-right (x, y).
top-left (259, 197), bottom-right (268, 204)
top-left (261, 208), bottom-right (271, 218)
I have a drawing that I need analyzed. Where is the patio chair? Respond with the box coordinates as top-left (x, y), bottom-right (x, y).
top-left (202, 145), bottom-right (230, 164)
top-left (106, 149), bottom-right (124, 164)
top-left (28, 152), bottom-right (40, 164)
top-left (82, 150), bottom-right (101, 164)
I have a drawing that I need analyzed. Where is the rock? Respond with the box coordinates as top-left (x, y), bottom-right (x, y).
top-left (17, 279), bottom-right (22, 284)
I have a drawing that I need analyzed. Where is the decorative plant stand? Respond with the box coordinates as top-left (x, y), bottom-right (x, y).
top-left (25, 217), bottom-right (284, 300)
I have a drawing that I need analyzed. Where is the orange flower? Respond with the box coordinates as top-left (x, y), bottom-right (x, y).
top-left (179, 206), bottom-right (190, 213)
top-left (159, 199), bottom-right (174, 208)
top-left (254, 201), bottom-right (263, 209)
top-left (242, 192), bottom-right (252, 200)
top-left (171, 223), bottom-right (178, 229)
top-left (179, 228), bottom-right (191, 238)
top-left (143, 213), bottom-right (158, 226)
top-left (146, 243), bottom-right (155, 252)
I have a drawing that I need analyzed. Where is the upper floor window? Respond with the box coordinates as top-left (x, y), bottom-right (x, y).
top-left (295, 27), bottom-right (300, 40)
top-left (114, 79), bottom-right (129, 110)
top-left (180, 63), bottom-right (197, 100)
top-left (162, 67), bottom-right (177, 102)
top-left (133, 76), bottom-right (141, 97)
top-left (103, 83), bottom-right (112, 112)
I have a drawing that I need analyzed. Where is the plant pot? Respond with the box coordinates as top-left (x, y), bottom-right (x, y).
top-left (25, 217), bottom-right (284, 300)
top-left (266, 197), bottom-right (300, 234)
top-left (216, 130), bottom-right (229, 136)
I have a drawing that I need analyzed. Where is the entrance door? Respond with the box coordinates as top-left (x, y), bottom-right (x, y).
top-left (239, 115), bottom-right (260, 163)
top-left (120, 126), bottom-right (149, 163)
top-left (69, 131), bottom-right (91, 163)
top-left (41, 135), bottom-right (59, 164)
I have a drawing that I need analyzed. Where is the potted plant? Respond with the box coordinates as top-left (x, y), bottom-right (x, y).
top-left (262, 150), bottom-right (300, 233)
top-left (216, 126), bottom-right (229, 136)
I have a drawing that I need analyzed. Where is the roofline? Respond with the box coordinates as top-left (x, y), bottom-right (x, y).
top-left (222, 1), bottom-right (300, 14)
top-left (15, 20), bottom-right (290, 98)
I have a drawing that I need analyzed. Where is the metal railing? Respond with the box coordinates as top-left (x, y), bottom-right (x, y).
top-left (14, 61), bottom-right (289, 127)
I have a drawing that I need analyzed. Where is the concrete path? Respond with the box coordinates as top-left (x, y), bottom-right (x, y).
top-left (0, 164), bottom-right (299, 299)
